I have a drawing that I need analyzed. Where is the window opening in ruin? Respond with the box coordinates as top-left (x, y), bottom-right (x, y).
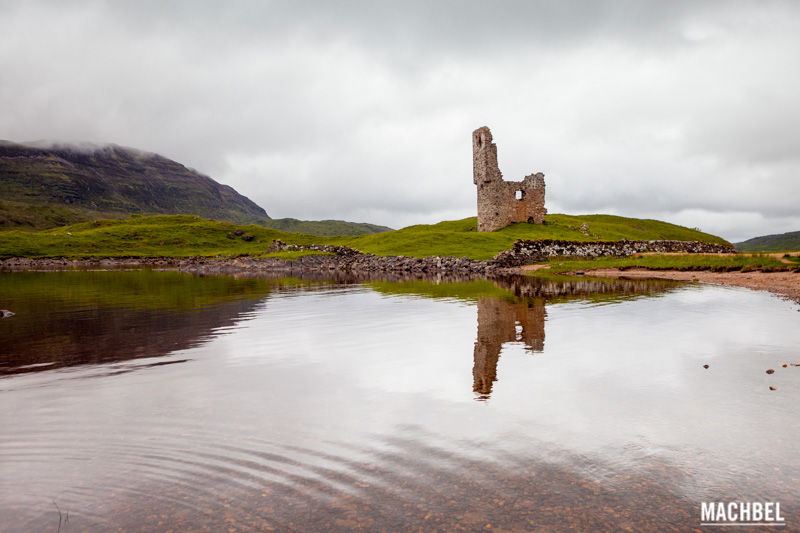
top-left (515, 190), bottom-right (524, 200)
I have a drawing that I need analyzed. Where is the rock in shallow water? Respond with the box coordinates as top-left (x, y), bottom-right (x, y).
top-left (0, 309), bottom-right (14, 318)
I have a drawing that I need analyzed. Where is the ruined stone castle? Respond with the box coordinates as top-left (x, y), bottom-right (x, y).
top-left (473, 126), bottom-right (546, 232)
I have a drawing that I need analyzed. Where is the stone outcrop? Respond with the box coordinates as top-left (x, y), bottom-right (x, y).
top-left (474, 126), bottom-right (546, 232)
top-left (266, 239), bottom-right (362, 256)
top-left (491, 239), bottom-right (735, 267)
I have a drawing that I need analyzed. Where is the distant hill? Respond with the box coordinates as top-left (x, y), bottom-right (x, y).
top-left (261, 218), bottom-right (392, 236)
top-left (0, 140), bottom-right (391, 236)
top-left (735, 231), bottom-right (800, 252)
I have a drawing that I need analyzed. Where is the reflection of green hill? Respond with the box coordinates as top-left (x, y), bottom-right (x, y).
top-left (0, 270), bottom-right (278, 310)
top-left (368, 280), bottom-right (515, 302)
top-left (367, 275), bottom-right (682, 305)
top-left (0, 271), bottom-right (322, 375)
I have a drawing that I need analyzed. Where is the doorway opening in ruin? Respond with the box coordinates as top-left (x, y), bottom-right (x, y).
top-left (515, 190), bottom-right (524, 200)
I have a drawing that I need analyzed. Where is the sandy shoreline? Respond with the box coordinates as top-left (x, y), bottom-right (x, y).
top-left (580, 268), bottom-right (800, 304)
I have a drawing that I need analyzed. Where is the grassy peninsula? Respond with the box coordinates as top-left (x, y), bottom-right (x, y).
top-left (0, 213), bottom-right (729, 260)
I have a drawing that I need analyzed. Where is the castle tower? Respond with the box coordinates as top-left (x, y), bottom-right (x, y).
top-left (473, 126), bottom-right (546, 232)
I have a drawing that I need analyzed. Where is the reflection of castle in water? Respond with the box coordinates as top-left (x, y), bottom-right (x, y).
top-left (471, 275), bottom-right (681, 400)
top-left (473, 296), bottom-right (546, 399)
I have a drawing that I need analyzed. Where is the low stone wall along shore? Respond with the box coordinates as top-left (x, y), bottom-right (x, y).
top-left (0, 238), bottom-right (735, 275)
top-left (491, 239), bottom-right (735, 268)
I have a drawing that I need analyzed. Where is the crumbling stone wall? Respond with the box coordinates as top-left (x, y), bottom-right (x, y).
top-left (473, 126), bottom-right (546, 232)
top-left (492, 239), bottom-right (736, 267)
top-left (267, 239), bottom-right (362, 256)
top-left (266, 239), bottom-right (493, 274)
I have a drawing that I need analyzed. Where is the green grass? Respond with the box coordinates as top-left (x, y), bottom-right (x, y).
top-left (0, 215), bottom-right (306, 258)
top-left (334, 214), bottom-right (729, 260)
top-left (0, 213), bottom-right (731, 260)
top-left (539, 253), bottom-right (795, 275)
top-left (0, 200), bottom-right (101, 230)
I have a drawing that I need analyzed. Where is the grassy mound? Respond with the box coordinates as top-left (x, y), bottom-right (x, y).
top-left (0, 213), bottom-right (731, 260)
top-left (338, 214), bottom-right (729, 259)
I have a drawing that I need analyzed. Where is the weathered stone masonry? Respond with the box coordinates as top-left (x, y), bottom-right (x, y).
top-left (492, 239), bottom-right (735, 268)
top-left (474, 126), bottom-right (546, 232)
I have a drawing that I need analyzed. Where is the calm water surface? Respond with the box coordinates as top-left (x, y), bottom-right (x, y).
top-left (0, 270), bottom-right (798, 532)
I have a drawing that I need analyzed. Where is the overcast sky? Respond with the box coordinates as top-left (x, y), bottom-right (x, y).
top-left (1, 1), bottom-right (798, 241)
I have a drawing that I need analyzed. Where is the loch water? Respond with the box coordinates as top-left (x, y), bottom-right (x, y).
top-left (0, 270), bottom-right (798, 532)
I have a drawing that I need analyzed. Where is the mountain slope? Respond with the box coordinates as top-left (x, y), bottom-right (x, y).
top-left (0, 140), bottom-right (269, 225)
top-left (0, 141), bottom-right (393, 235)
top-left (735, 231), bottom-right (800, 252)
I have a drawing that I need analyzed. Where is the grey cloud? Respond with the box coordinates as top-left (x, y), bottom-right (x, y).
top-left (1, 1), bottom-right (799, 241)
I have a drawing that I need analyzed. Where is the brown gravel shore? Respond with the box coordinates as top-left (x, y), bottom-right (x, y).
top-left (581, 268), bottom-right (800, 304)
